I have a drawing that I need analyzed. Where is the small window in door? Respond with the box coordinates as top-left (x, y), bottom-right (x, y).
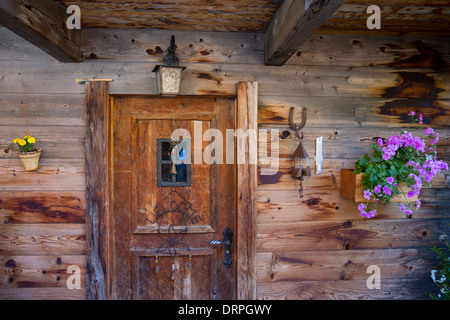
top-left (157, 138), bottom-right (191, 187)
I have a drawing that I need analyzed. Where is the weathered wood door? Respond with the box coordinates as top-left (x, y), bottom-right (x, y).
top-left (112, 96), bottom-right (236, 300)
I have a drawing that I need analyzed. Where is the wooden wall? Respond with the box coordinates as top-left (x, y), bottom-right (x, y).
top-left (0, 26), bottom-right (449, 299)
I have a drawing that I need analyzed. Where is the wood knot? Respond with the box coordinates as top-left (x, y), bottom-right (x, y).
top-left (280, 130), bottom-right (290, 139)
top-left (199, 50), bottom-right (212, 56)
top-left (305, 198), bottom-right (320, 207)
top-left (146, 46), bottom-right (163, 55)
top-left (343, 260), bottom-right (353, 267)
top-left (343, 220), bottom-right (353, 228)
top-left (5, 259), bottom-right (16, 268)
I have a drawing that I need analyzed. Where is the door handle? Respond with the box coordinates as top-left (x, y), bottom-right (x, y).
top-left (209, 239), bottom-right (230, 246)
top-left (209, 226), bottom-right (233, 268)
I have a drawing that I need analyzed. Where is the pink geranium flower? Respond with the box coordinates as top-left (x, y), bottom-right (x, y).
top-left (353, 111), bottom-right (448, 219)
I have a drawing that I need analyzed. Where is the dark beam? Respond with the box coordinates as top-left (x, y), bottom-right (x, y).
top-left (0, 0), bottom-right (81, 62)
top-left (265, 0), bottom-right (345, 66)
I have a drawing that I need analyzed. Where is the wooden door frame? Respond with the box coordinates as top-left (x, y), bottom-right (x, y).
top-left (84, 81), bottom-right (258, 300)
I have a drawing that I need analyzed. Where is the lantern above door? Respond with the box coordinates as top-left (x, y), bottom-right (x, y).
top-left (152, 35), bottom-right (186, 96)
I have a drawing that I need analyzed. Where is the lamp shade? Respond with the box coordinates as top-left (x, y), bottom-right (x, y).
top-left (152, 65), bottom-right (186, 96)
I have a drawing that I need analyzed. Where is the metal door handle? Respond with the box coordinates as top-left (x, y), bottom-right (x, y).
top-left (209, 239), bottom-right (230, 246)
top-left (209, 226), bottom-right (233, 268)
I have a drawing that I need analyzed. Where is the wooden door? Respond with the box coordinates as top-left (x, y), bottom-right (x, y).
top-left (112, 96), bottom-right (236, 300)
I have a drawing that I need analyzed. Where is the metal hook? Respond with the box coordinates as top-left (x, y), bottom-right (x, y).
top-left (289, 107), bottom-right (306, 140)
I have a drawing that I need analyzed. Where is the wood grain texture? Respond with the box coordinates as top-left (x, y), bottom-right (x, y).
top-left (265, 0), bottom-right (346, 66)
top-left (0, 191), bottom-right (85, 224)
top-left (84, 81), bottom-right (110, 300)
top-left (0, 0), bottom-right (81, 62)
top-left (0, 255), bottom-right (86, 289)
top-left (236, 81), bottom-right (258, 300)
top-left (257, 248), bottom-right (436, 283)
top-left (0, 26), bottom-right (449, 300)
top-left (319, 1), bottom-right (450, 38)
top-left (257, 278), bottom-right (437, 300)
top-left (0, 287), bottom-right (86, 300)
top-left (53, 0), bottom-right (450, 38)
top-left (0, 161), bottom-right (85, 191)
top-left (257, 218), bottom-right (450, 252)
top-left (0, 224), bottom-right (86, 256)
top-left (56, 0), bottom-right (282, 32)
top-left (113, 96), bottom-right (237, 300)
top-left (257, 188), bottom-right (450, 223)
top-left (1, 59), bottom-right (448, 99)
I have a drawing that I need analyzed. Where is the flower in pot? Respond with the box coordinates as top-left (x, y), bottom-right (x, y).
top-left (353, 111), bottom-right (448, 218)
top-left (13, 135), bottom-right (41, 171)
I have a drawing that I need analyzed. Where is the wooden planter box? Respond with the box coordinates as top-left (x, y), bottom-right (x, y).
top-left (340, 169), bottom-right (417, 202)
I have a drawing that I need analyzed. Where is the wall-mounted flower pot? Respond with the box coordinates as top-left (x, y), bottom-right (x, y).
top-left (340, 169), bottom-right (417, 202)
top-left (18, 148), bottom-right (41, 171)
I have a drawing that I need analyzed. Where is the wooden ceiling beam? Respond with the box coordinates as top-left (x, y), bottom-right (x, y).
top-left (264, 0), bottom-right (346, 66)
top-left (0, 0), bottom-right (81, 62)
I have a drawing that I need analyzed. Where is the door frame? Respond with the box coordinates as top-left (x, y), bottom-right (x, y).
top-left (84, 81), bottom-right (258, 300)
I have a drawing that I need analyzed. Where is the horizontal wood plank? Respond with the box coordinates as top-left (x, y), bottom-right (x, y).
top-left (0, 255), bottom-right (86, 289)
top-left (257, 125), bottom-right (450, 160)
top-left (0, 191), bottom-right (85, 224)
top-left (257, 218), bottom-right (450, 252)
top-left (1, 59), bottom-right (449, 98)
top-left (257, 278), bottom-right (437, 300)
top-left (0, 125), bottom-right (85, 160)
top-left (0, 287), bottom-right (86, 300)
top-left (79, 29), bottom-right (450, 68)
top-left (0, 93), bottom-right (85, 126)
top-left (0, 224), bottom-right (86, 256)
top-left (257, 188), bottom-right (450, 223)
top-left (52, 0), bottom-right (450, 38)
top-left (256, 248), bottom-right (436, 283)
top-left (0, 161), bottom-right (85, 191)
top-left (258, 96), bottom-right (450, 128)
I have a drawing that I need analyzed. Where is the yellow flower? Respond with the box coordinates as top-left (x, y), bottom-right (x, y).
top-left (28, 137), bottom-right (36, 144)
top-left (17, 139), bottom-right (26, 146)
top-left (23, 135), bottom-right (31, 140)
top-left (13, 138), bottom-right (19, 144)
